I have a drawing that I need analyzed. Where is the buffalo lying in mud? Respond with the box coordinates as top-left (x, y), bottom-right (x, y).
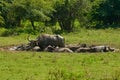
top-left (9, 44), bottom-right (119, 53)
top-left (75, 45), bottom-right (115, 53)
top-left (44, 45), bottom-right (73, 53)
top-left (8, 33), bottom-right (119, 53)
top-left (66, 44), bottom-right (119, 53)
top-left (27, 34), bottom-right (65, 50)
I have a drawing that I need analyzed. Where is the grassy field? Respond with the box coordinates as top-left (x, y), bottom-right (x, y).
top-left (1, 28), bottom-right (120, 47)
top-left (0, 51), bottom-right (120, 80)
top-left (0, 28), bottom-right (120, 80)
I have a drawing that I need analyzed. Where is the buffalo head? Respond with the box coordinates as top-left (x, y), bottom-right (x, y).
top-left (27, 35), bottom-right (38, 48)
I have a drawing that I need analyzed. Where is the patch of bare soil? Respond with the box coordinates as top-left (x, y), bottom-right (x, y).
top-left (0, 45), bottom-right (17, 51)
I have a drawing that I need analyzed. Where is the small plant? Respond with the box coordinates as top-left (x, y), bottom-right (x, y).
top-left (0, 29), bottom-right (19, 37)
top-left (48, 68), bottom-right (65, 80)
top-left (48, 67), bottom-right (83, 80)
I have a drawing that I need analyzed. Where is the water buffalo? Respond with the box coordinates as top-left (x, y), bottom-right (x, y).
top-left (44, 45), bottom-right (73, 53)
top-left (28, 34), bottom-right (65, 50)
top-left (90, 45), bottom-right (110, 52)
top-left (54, 47), bottom-right (73, 53)
top-left (76, 45), bottom-right (113, 53)
top-left (44, 45), bottom-right (55, 52)
top-left (65, 44), bottom-right (80, 51)
top-left (75, 47), bottom-right (91, 53)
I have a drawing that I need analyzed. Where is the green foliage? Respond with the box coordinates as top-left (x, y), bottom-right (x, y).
top-left (0, 29), bottom-right (18, 36)
top-left (12, 0), bottom-right (54, 30)
top-left (89, 0), bottom-right (120, 28)
top-left (0, 15), bottom-right (5, 27)
top-left (1, 0), bottom-right (120, 32)
top-left (0, 0), bottom-right (54, 30)
top-left (47, 0), bottom-right (89, 32)
top-left (0, 0), bottom-right (11, 28)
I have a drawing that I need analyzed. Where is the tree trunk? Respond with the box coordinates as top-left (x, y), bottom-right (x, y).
top-left (31, 20), bottom-right (36, 30)
top-left (59, 19), bottom-right (74, 32)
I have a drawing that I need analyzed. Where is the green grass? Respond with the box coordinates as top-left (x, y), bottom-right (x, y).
top-left (64, 28), bottom-right (120, 48)
top-left (1, 28), bottom-right (120, 47)
top-left (0, 51), bottom-right (120, 80)
top-left (0, 35), bottom-right (28, 46)
top-left (0, 28), bottom-right (120, 80)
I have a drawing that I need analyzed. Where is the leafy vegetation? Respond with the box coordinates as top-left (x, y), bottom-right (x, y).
top-left (89, 0), bottom-right (120, 28)
top-left (0, 0), bottom-right (54, 29)
top-left (1, 0), bottom-right (120, 32)
top-left (46, 0), bottom-right (88, 31)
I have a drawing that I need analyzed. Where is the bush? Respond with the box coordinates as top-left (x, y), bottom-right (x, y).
top-left (48, 68), bottom-right (83, 80)
top-left (0, 29), bottom-right (19, 37)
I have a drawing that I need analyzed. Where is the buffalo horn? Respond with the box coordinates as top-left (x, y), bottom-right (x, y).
top-left (27, 35), bottom-right (32, 42)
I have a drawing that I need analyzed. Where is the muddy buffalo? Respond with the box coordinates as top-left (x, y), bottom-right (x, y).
top-left (44, 45), bottom-right (73, 53)
top-left (28, 34), bottom-right (65, 50)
